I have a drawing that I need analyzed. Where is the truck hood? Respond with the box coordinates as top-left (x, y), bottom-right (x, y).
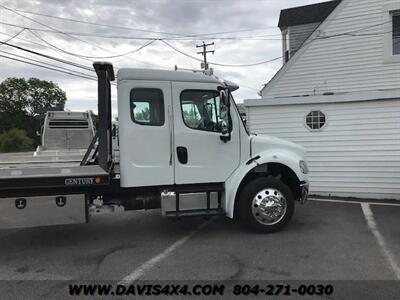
top-left (250, 134), bottom-right (306, 158)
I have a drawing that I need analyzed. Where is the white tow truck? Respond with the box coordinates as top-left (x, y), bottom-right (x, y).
top-left (0, 62), bottom-right (309, 233)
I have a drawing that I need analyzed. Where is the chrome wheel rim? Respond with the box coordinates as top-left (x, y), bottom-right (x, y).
top-left (251, 188), bottom-right (287, 225)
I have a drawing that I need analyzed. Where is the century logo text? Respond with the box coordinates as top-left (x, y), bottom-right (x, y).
top-left (65, 178), bottom-right (95, 185)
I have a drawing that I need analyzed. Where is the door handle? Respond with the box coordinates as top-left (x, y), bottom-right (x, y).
top-left (177, 147), bottom-right (188, 164)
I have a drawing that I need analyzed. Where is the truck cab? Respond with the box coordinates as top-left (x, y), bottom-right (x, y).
top-left (116, 67), bottom-right (309, 232)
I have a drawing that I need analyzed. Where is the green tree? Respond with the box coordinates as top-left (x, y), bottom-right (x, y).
top-left (0, 129), bottom-right (34, 152)
top-left (0, 111), bottom-right (37, 142)
top-left (0, 77), bottom-right (66, 116)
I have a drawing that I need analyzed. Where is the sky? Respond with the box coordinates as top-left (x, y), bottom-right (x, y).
top-left (0, 0), bottom-right (319, 113)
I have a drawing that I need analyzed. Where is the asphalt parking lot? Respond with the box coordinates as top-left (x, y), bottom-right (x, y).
top-left (0, 198), bottom-right (400, 299)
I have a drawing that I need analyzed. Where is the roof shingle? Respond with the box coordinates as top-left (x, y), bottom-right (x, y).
top-left (278, 0), bottom-right (341, 29)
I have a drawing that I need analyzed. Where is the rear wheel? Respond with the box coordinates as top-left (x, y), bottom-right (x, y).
top-left (238, 177), bottom-right (294, 233)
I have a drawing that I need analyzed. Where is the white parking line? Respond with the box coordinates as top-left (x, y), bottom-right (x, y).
top-left (119, 221), bottom-right (209, 284)
top-left (310, 198), bottom-right (400, 207)
top-left (361, 203), bottom-right (400, 280)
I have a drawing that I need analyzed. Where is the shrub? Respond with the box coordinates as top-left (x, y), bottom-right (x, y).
top-left (0, 128), bottom-right (34, 152)
top-left (0, 112), bottom-right (38, 147)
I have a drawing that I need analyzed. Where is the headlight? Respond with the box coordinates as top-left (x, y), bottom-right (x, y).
top-left (299, 160), bottom-right (309, 174)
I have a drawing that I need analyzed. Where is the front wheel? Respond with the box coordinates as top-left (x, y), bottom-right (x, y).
top-left (238, 177), bottom-right (294, 233)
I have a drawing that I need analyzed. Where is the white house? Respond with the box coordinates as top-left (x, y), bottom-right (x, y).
top-left (245, 0), bottom-right (400, 200)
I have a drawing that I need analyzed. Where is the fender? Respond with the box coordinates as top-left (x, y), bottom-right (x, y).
top-left (224, 148), bottom-right (307, 218)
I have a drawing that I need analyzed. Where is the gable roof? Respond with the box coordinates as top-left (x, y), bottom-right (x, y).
top-left (278, 0), bottom-right (341, 29)
top-left (260, 0), bottom-right (345, 96)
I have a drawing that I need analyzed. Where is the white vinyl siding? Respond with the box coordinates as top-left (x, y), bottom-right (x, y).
top-left (247, 99), bottom-right (400, 200)
top-left (288, 22), bottom-right (320, 56)
top-left (262, 0), bottom-right (400, 98)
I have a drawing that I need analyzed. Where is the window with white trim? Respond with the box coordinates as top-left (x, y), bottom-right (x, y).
top-left (306, 111), bottom-right (326, 130)
top-left (383, 4), bottom-right (400, 63)
top-left (392, 11), bottom-right (400, 55)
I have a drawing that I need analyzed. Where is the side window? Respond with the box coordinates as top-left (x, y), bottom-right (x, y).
top-left (130, 88), bottom-right (164, 126)
top-left (393, 12), bottom-right (400, 55)
top-left (180, 90), bottom-right (222, 133)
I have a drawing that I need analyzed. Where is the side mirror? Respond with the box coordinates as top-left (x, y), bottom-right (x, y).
top-left (219, 89), bottom-right (231, 142)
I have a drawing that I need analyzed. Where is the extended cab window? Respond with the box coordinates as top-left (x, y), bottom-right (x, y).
top-left (130, 88), bottom-right (164, 126)
top-left (180, 90), bottom-right (222, 132)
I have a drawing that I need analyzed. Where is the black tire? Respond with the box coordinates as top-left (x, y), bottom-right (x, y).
top-left (237, 177), bottom-right (295, 233)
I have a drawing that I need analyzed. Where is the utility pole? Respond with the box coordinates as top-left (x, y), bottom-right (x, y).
top-left (196, 41), bottom-right (214, 70)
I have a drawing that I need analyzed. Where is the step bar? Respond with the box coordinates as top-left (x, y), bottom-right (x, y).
top-left (161, 188), bottom-right (225, 218)
top-left (164, 208), bottom-right (225, 218)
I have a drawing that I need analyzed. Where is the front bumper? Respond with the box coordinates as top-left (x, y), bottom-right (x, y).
top-left (299, 181), bottom-right (309, 204)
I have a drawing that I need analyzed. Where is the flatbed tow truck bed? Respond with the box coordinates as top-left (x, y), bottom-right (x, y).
top-left (0, 163), bottom-right (112, 229)
top-left (0, 62), bottom-right (117, 199)
top-left (0, 164), bottom-right (111, 196)
top-left (0, 157), bottom-right (84, 170)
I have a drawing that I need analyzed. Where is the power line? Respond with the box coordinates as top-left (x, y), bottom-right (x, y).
top-left (189, 27), bottom-right (278, 38)
top-left (2, 28), bottom-right (395, 71)
top-left (27, 29), bottom-right (165, 67)
top-left (0, 3), bottom-right (164, 67)
top-left (28, 29), bottom-right (156, 59)
top-left (4, 6), bottom-right (386, 34)
top-left (161, 21), bottom-right (397, 68)
top-left (343, 31), bottom-right (395, 37)
top-left (0, 21), bottom-right (283, 41)
top-left (0, 30), bottom-right (99, 67)
top-left (2, 42), bottom-right (93, 71)
top-left (0, 28), bottom-right (25, 45)
top-left (0, 49), bottom-right (96, 78)
top-left (0, 4), bottom-right (112, 53)
top-left (1, 6), bottom-right (278, 37)
top-left (2, 40), bottom-right (261, 92)
top-left (2, 20), bottom-right (395, 41)
top-left (0, 30), bottom-right (77, 52)
top-left (0, 3), bottom-right (394, 44)
top-left (0, 21), bottom-right (168, 69)
top-left (0, 30), bottom-right (168, 69)
top-left (1, 5), bottom-right (393, 41)
top-left (0, 12), bottom-right (396, 70)
top-left (308, 20), bottom-right (394, 41)
top-left (0, 53), bottom-right (97, 81)
top-left (161, 40), bottom-right (283, 67)
top-left (0, 7), bottom-right (189, 37)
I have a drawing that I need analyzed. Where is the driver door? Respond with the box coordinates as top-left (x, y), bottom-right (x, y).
top-left (172, 81), bottom-right (240, 184)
